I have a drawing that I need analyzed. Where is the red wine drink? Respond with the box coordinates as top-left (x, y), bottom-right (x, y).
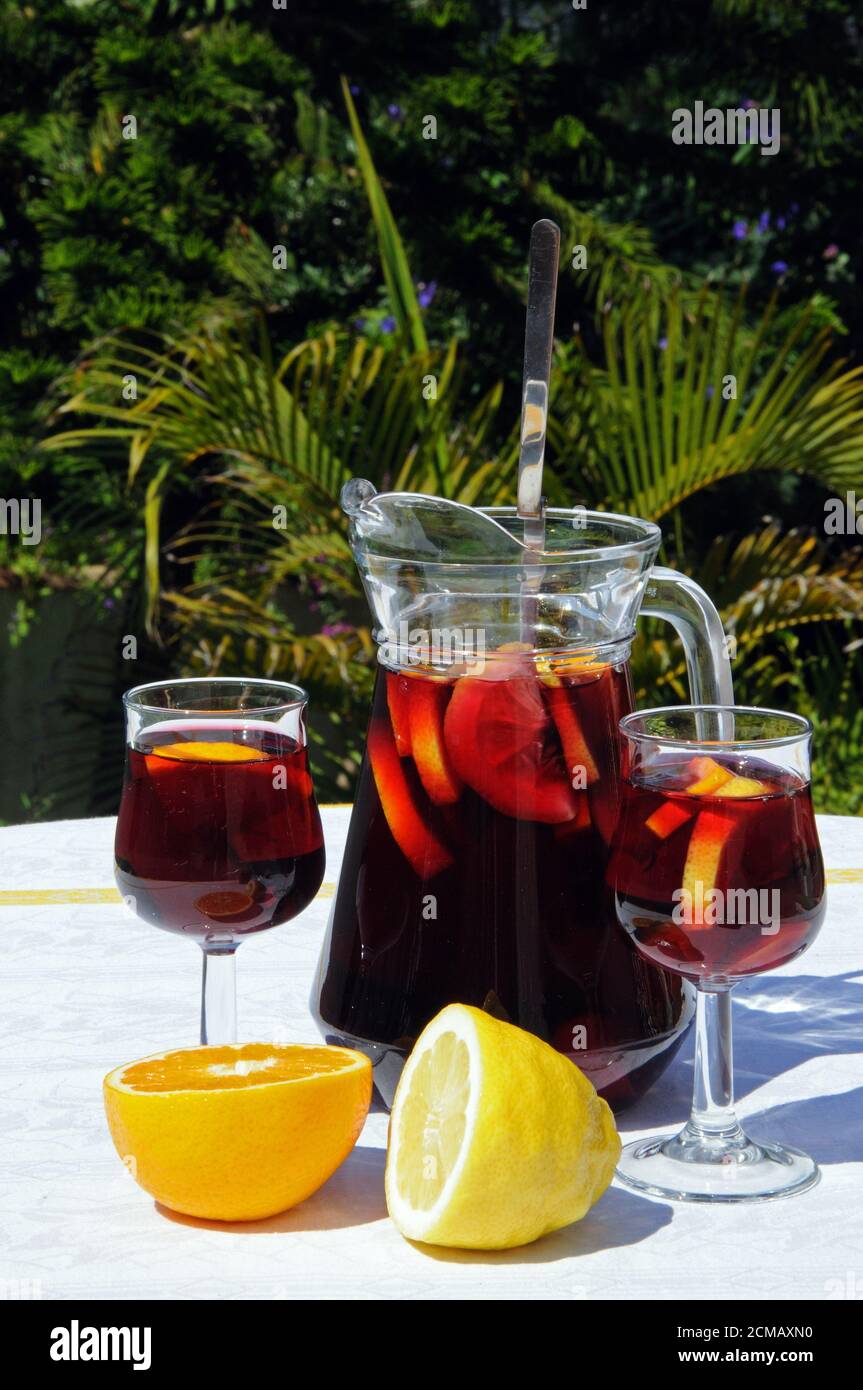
top-left (116, 678), bottom-right (324, 1045)
top-left (610, 752), bottom-right (825, 980)
top-left (314, 487), bottom-right (738, 1108)
top-left (313, 651), bottom-right (689, 1108)
top-left (116, 723), bottom-right (324, 940)
top-left (610, 705), bottom-right (827, 1203)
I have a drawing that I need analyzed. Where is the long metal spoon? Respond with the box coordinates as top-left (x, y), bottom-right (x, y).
top-left (517, 218), bottom-right (560, 553)
top-left (517, 220), bottom-right (560, 650)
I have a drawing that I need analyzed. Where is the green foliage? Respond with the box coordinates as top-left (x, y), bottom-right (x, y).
top-left (5, 0), bottom-right (863, 811)
top-left (551, 289), bottom-right (863, 518)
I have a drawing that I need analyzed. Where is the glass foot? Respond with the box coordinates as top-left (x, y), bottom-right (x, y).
top-left (616, 1125), bottom-right (820, 1203)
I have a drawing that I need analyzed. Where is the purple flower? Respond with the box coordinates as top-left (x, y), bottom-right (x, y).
top-left (380, 315), bottom-right (396, 333)
top-left (705, 384), bottom-right (715, 398)
top-left (770, 260), bottom-right (789, 275)
top-left (776, 216), bottom-right (786, 230)
top-left (322, 622), bottom-right (353, 637)
top-left (657, 336), bottom-right (668, 351)
top-left (103, 597), bottom-right (116, 610)
top-left (349, 84), bottom-right (361, 95)
top-left (823, 243), bottom-right (839, 260)
top-left (741, 98), bottom-right (757, 110)
top-left (387, 104), bottom-right (402, 119)
top-left (757, 211), bottom-right (770, 234)
top-left (352, 318), bottom-right (366, 331)
top-left (417, 279), bottom-right (438, 309)
top-left (732, 220), bottom-right (748, 241)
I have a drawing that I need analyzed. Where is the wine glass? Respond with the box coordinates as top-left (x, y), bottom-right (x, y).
top-left (115, 678), bottom-right (325, 1044)
top-left (608, 705), bottom-right (826, 1202)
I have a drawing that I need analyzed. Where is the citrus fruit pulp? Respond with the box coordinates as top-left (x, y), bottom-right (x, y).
top-left (104, 1043), bottom-right (372, 1222)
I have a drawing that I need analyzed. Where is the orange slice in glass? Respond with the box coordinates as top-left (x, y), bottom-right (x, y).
top-left (645, 800), bottom-right (694, 840)
top-left (680, 808), bottom-right (736, 928)
top-left (714, 775), bottom-right (767, 798)
top-left (685, 756), bottom-right (734, 796)
top-left (150, 741), bottom-right (268, 764)
top-left (195, 889), bottom-right (257, 919)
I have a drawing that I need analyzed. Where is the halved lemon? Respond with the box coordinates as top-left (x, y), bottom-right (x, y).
top-left (385, 1004), bottom-right (620, 1249)
top-left (104, 1043), bottom-right (372, 1221)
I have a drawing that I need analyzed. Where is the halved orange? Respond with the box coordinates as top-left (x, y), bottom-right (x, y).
top-left (103, 1043), bottom-right (372, 1221)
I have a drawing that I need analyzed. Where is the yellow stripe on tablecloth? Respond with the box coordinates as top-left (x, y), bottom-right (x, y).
top-left (0, 882), bottom-right (338, 907)
top-left (0, 867), bottom-right (859, 908)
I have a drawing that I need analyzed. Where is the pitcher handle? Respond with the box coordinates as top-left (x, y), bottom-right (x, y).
top-left (640, 566), bottom-right (734, 707)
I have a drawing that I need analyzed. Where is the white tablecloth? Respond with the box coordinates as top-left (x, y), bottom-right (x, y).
top-left (1, 810), bottom-right (861, 1302)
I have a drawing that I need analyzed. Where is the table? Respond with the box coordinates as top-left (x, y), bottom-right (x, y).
top-left (1, 810), bottom-right (862, 1302)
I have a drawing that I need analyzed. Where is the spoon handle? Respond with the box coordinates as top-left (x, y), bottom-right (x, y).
top-left (517, 218), bottom-right (560, 548)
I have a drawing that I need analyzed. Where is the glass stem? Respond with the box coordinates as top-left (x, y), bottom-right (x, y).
top-left (685, 983), bottom-right (745, 1143)
top-left (200, 945), bottom-right (238, 1045)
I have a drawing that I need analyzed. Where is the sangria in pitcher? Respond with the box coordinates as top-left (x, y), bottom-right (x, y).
top-left (312, 488), bottom-right (734, 1107)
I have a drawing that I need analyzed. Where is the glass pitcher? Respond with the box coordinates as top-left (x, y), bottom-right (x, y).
top-left (311, 487), bottom-right (733, 1108)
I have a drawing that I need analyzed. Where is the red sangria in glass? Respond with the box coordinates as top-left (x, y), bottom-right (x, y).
top-left (115, 679), bottom-right (324, 1043)
top-left (609, 706), bottom-right (826, 1202)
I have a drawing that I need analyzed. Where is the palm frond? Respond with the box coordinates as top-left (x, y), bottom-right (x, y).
top-left (632, 523), bottom-right (863, 702)
top-left (714, 526), bottom-right (863, 645)
top-left (43, 319), bottom-right (507, 626)
top-left (552, 287), bottom-right (863, 518)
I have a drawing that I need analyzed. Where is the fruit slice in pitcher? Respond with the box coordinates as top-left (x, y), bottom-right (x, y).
top-left (443, 665), bottom-right (577, 823)
top-left (386, 672), bottom-right (413, 757)
top-left (541, 676), bottom-right (599, 785)
top-left (408, 681), bottom-right (462, 805)
top-left (553, 792), bottom-right (592, 840)
top-left (368, 720), bottom-right (454, 878)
